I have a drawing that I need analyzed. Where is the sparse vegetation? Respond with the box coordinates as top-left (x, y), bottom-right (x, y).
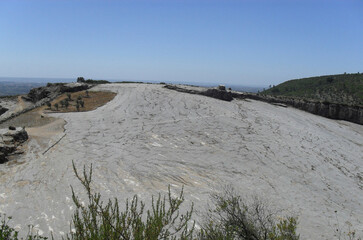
top-left (198, 187), bottom-right (299, 240)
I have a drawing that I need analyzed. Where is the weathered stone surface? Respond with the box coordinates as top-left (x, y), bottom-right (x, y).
top-left (3, 127), bottom-right (28, 143)
top-left (164, 84), bottom-right (233, 101)
top-left (0, 127), bottom-right (28, 163)
top-left (0, 106), bottom-right (8, 116)
top-left (23, 83), bottom-right (91, 103)
top-left (233, 93), bottom-right (363, 125)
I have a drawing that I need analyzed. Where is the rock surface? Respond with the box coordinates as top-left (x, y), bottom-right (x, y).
top-left (241, 94), bottom-right (363, 125)
top-left (23, 83), bottom-right (91, 103)
top-left (164, 84), bottom-right (233, 101)
top-left (0, 127), bottom-right (28, 163)
top-left (0, 106), bottom-right (8, 116)
top-left (0, 84), bottom-right (362, 239)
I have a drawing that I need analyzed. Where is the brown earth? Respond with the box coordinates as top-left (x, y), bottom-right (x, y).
top-left (45, 90), bottom-right (117, 113)
top-left (0, 91), bottom-right (116, 129)
top-left (0, 91), bottom-right (116, 164)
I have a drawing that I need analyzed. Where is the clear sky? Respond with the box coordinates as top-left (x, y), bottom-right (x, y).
top-left (0, 0), bottom-right (362, 86)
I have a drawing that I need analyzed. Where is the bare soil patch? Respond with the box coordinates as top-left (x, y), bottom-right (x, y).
top-left (45, 90), bottom-right (117, 113)
top-left (0, 91), bottom-right (116, 129)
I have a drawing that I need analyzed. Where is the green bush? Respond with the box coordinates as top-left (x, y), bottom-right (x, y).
top-left (63, 162), bottom-right (195, 240)
top-left (0, 215), bottom-right (48, 240)
top-left (198, 187), bottom-right (299, 240)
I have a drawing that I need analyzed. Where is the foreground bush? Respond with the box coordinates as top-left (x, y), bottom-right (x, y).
top-left (198, 188), bottom-right (299, 240)
top-left (64, 162), bottom-right (195, 240)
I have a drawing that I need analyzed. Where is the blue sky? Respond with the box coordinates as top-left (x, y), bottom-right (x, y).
top-left (0, 0), bottom-right (362, 86)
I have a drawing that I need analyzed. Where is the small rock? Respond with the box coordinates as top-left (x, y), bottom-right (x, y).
top-left (0, 152), bottom-right (7, 164)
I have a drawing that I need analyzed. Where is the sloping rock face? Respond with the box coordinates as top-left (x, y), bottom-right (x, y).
top-left (0, 106), bottom-right (8, 116)
top-left (242, 94), bottom-right (363, 125)
top-left (0, 127), bottom-right (28, 163)
top-left (164, 84), bottom-right (233, 101)
top-left (23, 83), bottom-right (91, 103)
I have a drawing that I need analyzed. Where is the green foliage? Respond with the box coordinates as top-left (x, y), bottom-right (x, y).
top-left (84, 79), bottom-right (110, 84)
top-left (0, 215), bottom-right (48, 240)
top-left (262, 73), bottom-right (363, 105)
top-left (54, 103), bottom-right (59, 111)
top-left (77, 77), bottom-right (85, 83)
top-left (64, 100), bottom-right (69, 109)
top-left (60, 100), bottom-right (65, 108)
top-left (64, 162), bottom-right (195, 240)
top-left (198, 187), bottom-right (299, 240)
top-left (67, 93), bottom-right (72, 101)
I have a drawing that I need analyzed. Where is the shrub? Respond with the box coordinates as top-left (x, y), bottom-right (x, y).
top-left (0, 215), bottom-right (48, 240)
top-left (65, 100), bottom-right (69, 109)
top-left (67, 93), bottom-right (72, 101)
top-left (64, 162), bottom-right (195, 240)
top-left (54, 103), bottom-right (59, 111)
top-left (198, 187), bottom-right (299, 240)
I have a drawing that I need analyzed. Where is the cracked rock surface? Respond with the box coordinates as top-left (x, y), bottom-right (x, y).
top-left (0, 83), bottom-right (362, 239)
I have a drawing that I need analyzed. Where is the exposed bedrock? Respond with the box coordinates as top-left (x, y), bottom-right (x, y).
top-left (164, 84), bottom-right (233, 101)
top-left (164, 84), bottom-right (363, 125)
top-left (22, 83), bottom-right (91, 103)
top-left (249, 95), bottom-right (363, 125)
top-left (0, 127), bottom-right (28, 163)
top-left (0, 106), bottom-right (8, 116)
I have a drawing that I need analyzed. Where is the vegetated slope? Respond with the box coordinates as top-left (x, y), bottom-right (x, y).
top-left (262, 73), bottom-right (363, 105)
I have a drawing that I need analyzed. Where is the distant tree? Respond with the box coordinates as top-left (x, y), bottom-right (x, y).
top-left (76, 103), bottom-right (80, 112)
top-left (77, 96), bottom-right (82, 101)
top-left (77, 77), bottom-right (85, 83)
top-left (85, 90), bottom-right (89, 98)
top-left (67, 93), bottom-right (72, 101)
top-left (80, 100), bottom-right (85, 108)
top-left (46, 102), bottom-right (51, 109)
top-left (54, 103), bottom-right (59, 111)
top-left (65, 100), bottom-right (69, 109)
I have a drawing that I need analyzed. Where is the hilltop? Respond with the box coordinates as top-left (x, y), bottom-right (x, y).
top-left (0, 83), bottom-right (362, 239)
top-left (262, 73), bottom-right (363, 106)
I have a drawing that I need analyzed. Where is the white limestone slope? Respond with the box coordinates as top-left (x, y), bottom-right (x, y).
top-left (0, 83), bottom-right (362, 239)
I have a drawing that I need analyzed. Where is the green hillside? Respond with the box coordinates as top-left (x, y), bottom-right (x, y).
top-left (262, 73), bottom-right (363, 106)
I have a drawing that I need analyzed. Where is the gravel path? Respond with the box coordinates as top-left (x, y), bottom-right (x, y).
top-left (0, 83), bottom-right (362, 239)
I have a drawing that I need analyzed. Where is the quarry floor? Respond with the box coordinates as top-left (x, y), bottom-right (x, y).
top-left (0, 83), bottom-right (362, 239)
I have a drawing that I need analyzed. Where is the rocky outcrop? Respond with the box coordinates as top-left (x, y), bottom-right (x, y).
top-left (0, 127), bottom-right (28, 163)
top-left (164, 85), bottom-right (233, 101)
top-left (0, 106), bottom-right (8, 116)
top-left (23, 83), bottom-right (91, 103)
top-left (164, 84), bottom-right (363, 125)
top-left (244, 94), bottom-right (363, 125)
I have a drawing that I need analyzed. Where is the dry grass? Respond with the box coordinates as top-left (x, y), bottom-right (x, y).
top-left (46, 91), bottom-right (117, 113)
top-left (0, 91), bottom-right (116, 129)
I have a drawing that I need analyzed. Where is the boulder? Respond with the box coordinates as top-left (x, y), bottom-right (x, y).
top-left (203, 89), bottom-right (233, 101)
top-left (3, 127), bottom-right (28, 144)
top-left (23, 83), bottom-right (90, 103)
top-left (0, 106), bottom-right (8, 116)
top-left (0, 127), bottom-right (28, 164)
top-left (0, 152), bottom-right (6, 164)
